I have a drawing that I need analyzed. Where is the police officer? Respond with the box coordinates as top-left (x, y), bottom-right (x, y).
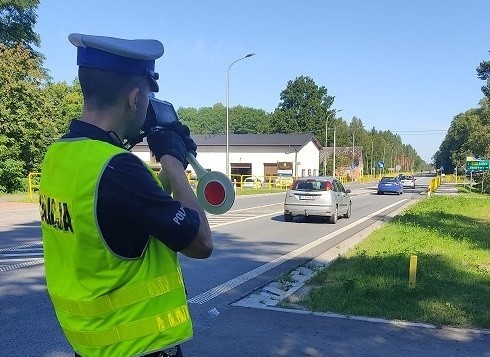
top-left (39, 33), bottom-right (213, 357)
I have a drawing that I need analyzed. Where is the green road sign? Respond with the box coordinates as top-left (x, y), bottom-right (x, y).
top-left (466, 160), bottom-right (490, 171)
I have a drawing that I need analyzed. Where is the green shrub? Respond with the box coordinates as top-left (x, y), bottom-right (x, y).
top-left (0, 159), bottom-right (26, 193)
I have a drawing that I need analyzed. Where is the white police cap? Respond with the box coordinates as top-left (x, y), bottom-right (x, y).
top-left (69, 33), bottom-right (164, 92)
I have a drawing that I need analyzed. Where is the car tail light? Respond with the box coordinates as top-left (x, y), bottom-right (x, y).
top-left (290, 180), bottom-right (297, 189)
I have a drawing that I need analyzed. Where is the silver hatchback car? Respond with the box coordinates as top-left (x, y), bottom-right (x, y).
top-left (283, 176), bottom-right (352, 223)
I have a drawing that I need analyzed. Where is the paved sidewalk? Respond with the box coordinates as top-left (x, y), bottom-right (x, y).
top-left (433, 182), bottom-right (460, 195)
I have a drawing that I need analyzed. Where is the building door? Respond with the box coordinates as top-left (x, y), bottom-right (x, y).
top-left (263, 163), bottom-right (277, 176)
top-left (231, 163), bottom-right (251, 186)
top-left (263, 163), bottom-right (277, 184)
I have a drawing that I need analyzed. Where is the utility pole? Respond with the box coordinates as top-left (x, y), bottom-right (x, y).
top-left (333, 127), bottom-right (337, 177)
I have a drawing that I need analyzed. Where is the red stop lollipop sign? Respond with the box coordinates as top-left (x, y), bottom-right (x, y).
top-left (187, 154), bottom-right (235, 215)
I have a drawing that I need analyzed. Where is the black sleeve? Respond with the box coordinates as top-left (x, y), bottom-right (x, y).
top-left (97, 153), bottom-right (200, 258)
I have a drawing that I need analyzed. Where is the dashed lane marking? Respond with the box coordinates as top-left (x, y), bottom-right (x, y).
top-left (0, 242), bottom-right (44, 272)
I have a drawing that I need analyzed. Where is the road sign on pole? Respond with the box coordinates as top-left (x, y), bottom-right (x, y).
top-left (466, 160), bottom-right (490, 171)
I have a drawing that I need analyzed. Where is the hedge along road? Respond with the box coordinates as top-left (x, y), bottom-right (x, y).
top-left (0, 181), bottom-right (427, 356)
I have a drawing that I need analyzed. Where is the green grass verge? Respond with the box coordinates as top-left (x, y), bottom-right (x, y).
top-left (291, 195), bottom-right (490, 329)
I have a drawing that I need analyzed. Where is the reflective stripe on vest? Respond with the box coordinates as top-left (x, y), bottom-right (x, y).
top-left (63, 305), bottom-right (190, 347)
top-left (50, 272), bottom-right (184, 316)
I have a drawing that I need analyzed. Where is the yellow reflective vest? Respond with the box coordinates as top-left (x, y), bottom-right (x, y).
top-left (39, 138), bottom-right (192, 357)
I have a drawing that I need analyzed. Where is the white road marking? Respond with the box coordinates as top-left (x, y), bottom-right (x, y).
top-left (0, 242), bottom-right (44, 272)
top-left (0, 259), bottom-right (44, 272)
top-left (226, 203), bottom-right (283, 213)
top-left (210, 211), bottom-right (284, 228)
top-left (187, 199), bottom-right (408, 304)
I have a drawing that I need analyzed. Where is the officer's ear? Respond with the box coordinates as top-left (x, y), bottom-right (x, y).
top-left (128, 87), bottom-right (140, 112)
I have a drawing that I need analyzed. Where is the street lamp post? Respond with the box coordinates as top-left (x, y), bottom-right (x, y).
top-left (226, 53), bottom-right (255, 177)
top-left (391, 148), bottom-right (396, 172)
top-left (351, 127), bottom-right (361, 181)
top-left (333, 127), bottom-right (337, 177)
top-left (287, 145), bottom-right (298, 178)
top-left (324, 109), bottom-right (342, 176)
top-left (383, 145), bottom-right (389, 175)
top-left (370, 140), bottom-right (374, 176)
top-left (352, 127), bottom-right (361, 167)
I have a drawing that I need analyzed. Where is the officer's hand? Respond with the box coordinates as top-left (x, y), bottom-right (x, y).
top-left (166, 122), bottom-right (197, 156)
top-left (147, 130), bottom-right (188, 168)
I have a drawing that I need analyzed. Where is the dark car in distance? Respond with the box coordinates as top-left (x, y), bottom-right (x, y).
top-left (377, 176), bottom-right (403, 195)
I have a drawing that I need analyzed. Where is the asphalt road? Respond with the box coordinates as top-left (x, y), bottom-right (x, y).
top-left (0, 178), bottom-right (488, 356)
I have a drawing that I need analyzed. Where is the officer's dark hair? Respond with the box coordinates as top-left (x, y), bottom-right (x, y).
top-left (78, 67), bottom-right (145, 110)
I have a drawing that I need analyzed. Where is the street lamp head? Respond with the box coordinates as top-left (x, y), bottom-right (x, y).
top-left (225, 52), bottom-right (255, 176)
top-left (327, 108), bottom-right (342, 120)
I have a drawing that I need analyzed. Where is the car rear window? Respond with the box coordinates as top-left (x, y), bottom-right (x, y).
top-left (381, 177), bottom-right (397, 182)
top-left (293, 180), bottom-right (328, 191)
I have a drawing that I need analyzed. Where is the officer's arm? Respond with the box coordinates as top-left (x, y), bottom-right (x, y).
top-left (158, 154), bottom-right (213, 259)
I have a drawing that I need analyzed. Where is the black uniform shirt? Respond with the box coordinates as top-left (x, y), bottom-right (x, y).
top-left (62, 119), bottom-right (200, 258)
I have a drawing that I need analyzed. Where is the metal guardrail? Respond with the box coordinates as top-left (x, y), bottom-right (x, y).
top-left (30, 171), bottom-right (418, 197)
top-left (427, 175), bottom-right (442, 196)
top-left (210, 174), bottom-right (355, 191)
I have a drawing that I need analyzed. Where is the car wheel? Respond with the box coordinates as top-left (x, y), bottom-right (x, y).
top-left (343, 202), bottom-right (351, 218)
top-left (328, 206), bottom-right (338, 224)
top-left (284, 214), bottom-right (293, 222)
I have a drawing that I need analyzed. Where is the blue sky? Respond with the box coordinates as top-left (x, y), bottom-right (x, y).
top-left (34, 1), bottom-right (490, 163)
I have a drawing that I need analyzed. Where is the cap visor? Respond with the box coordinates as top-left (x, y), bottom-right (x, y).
top-left (150, 78), bottom-right (159, 92)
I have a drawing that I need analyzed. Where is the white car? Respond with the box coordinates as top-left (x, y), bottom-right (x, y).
top-left (283, 176), bottom-right (352, 224)
top-left (242, 176), bottom-right (262, 188)
top-left (399, 175), bottom-right (416, 189)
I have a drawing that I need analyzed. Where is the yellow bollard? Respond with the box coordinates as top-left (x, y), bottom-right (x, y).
top-left (409, 255), bottom-right (418, 289)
